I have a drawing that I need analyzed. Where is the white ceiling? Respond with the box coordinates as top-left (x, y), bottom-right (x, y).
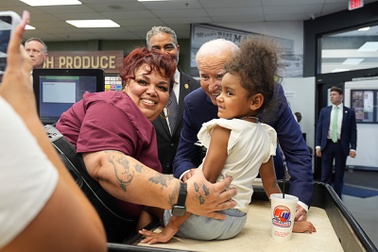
top-left (0, 0), bottom-right (377, 41)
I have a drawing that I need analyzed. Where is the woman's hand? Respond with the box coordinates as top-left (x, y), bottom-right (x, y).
top-left (185, 168), bottom-right (236, 219)
top-left (0, 11), bottom-right (34, 119)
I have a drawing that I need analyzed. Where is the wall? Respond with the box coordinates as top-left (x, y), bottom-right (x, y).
top-left (217, 22), bottom-right (304, 78)
top-left (281, 77), bottom-right (316, 169)
top-left (45, 21), bottom-right (303, 76)
top-left (344, 79), bottom-right (378, 170)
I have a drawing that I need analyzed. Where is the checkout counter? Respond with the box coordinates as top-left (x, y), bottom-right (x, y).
top-left (107, 182), bottom-right (377, 252)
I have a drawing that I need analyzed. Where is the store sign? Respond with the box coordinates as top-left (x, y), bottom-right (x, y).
top-left (349, 0), bottom-right (364, 10)
top-left (44, 51), bottom-right (124, 74)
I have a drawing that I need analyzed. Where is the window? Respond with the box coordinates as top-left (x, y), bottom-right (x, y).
top-left (320, 24), bottom-right (378, 74)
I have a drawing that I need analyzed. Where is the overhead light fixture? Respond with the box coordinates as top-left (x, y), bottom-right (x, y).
top-left (26, 24), bottom-right (35, 30)
top-left (138, 0), bottom-right (173, 2)
top-left (19, 0), bottom-right (82, 6)
top-left (342, 58), bottom-right (364, 65)
top-left (332, 69), bottom-right (350, 73)
top-left (66, 20), bottom-right (120, 28)
top-left (358, 27), bottom-right (370, 31)
top-left (358, 42), bottom-right (378, 52)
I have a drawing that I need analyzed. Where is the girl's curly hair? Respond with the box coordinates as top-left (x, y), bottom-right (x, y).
top-left (224, 35), bottom-right (282, 120)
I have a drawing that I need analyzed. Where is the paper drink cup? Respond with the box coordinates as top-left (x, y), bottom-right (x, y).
top-left (270, 193), bottom-right (298, 241)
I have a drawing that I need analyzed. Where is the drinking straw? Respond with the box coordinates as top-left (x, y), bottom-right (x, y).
top-left (283, 161), bottom-right (287, 198)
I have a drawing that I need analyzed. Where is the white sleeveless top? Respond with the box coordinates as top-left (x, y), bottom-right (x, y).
top-left (198, 118), bottom-right (277, 213)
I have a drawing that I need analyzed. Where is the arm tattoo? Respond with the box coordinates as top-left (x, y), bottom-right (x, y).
top-left (148, 174), bottom-right (174, 187)
top-left (108, 156), bottom-right (134, 192)
top-left (202, 184), bottom-right (210, 196)
top-left (193, 182), bottom-right (208, 205)
top-left (134, 163), bottom-right (143, 173)
top-left (150, 175), bottom-right (176, 206)
top-left (168, 181), bottom-right (180, 207)
top-left (194, 183), bottom-right (199, 192)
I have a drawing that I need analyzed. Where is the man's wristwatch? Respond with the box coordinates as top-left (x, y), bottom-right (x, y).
top-left (172, 182), bottom-right (187, 216)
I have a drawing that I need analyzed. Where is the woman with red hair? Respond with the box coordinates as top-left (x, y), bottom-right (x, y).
top-left (56, 47), bottom-right (236, 242)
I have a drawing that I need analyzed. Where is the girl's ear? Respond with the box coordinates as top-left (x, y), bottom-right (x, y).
top-left (249, 93), bottom-right (264, 111)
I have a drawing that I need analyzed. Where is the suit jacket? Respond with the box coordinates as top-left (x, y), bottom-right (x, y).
top-left (173, 84), bottom-right (314, 207)
top-left (152, 70), bottom-right (200, 174)
top-left (316, 105), bottom-right (357, 156)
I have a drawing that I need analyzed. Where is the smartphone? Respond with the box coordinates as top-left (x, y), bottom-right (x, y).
top-left (0, 11), bottom-right (22, 82)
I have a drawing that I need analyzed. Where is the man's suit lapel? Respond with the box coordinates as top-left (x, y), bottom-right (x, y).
top-left (178, 73), bottom-right (192, 115)
top-left (341, 106), bottom-right (349, 137)
top-left (342, 107), bottom-right (348, 126)
top-left (172, 71), bottom-right (197, 135)
top-left (325, 106), bottom-right (332, 129)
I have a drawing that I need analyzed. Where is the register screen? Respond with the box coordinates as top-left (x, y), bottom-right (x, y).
top-left (38, 75), bottom-right (97, 124)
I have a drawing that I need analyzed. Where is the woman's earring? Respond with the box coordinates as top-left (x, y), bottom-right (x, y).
top-left (160, 107), bottom-right (169, 119)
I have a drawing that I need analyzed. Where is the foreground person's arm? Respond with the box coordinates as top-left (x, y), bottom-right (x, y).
top-left (0, 11), bottom-right (106, 251)
top-left (83, 150), bottom-right (237, 219)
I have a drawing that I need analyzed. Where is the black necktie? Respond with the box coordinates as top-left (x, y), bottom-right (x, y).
top-left (167, 91), bottom-right (178, 134)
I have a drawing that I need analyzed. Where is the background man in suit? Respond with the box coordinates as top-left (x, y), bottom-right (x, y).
top-left (316, 86), bottom-right (357, 198)
top-left (173, 38), bottom-right (314, 221)
top-left (24, 37), bottom-right (48, 69)
top-left (146, 26), bottom-right (200, 174)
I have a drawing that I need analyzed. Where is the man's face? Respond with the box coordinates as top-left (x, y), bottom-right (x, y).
top-left (330, 91), bottom-right (343, 105)
top-left (148, 32), bottom-right (179, 65)
top-left (25, 41), bottom-right (47, 69)
top-left (197, 53), bottom-right (229, 105)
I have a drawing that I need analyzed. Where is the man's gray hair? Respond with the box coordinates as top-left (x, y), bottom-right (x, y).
top-left (196, 38), bottom-right (239, 63)
top-left (146, 26), bottom-right (178, 48)
top-left (25, 37), bottom-right (48, 53)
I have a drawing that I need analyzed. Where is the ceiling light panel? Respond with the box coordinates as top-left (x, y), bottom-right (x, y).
top-left (19, 0), bottom-right (82, 6)
top-left (358, 27), bottom-right (370, 31)
top-left (342, 58), bottom-right (364, 65)
top-left (358, 42), bottom-right (378, 52)
top-left (66, 20), bottom-right (120, 28)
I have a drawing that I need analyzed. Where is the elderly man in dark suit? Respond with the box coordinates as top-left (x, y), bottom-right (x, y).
top-left (316, 86), bottom-right (357, 198)
top-left (146, 26), bottom-right (200, 174)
